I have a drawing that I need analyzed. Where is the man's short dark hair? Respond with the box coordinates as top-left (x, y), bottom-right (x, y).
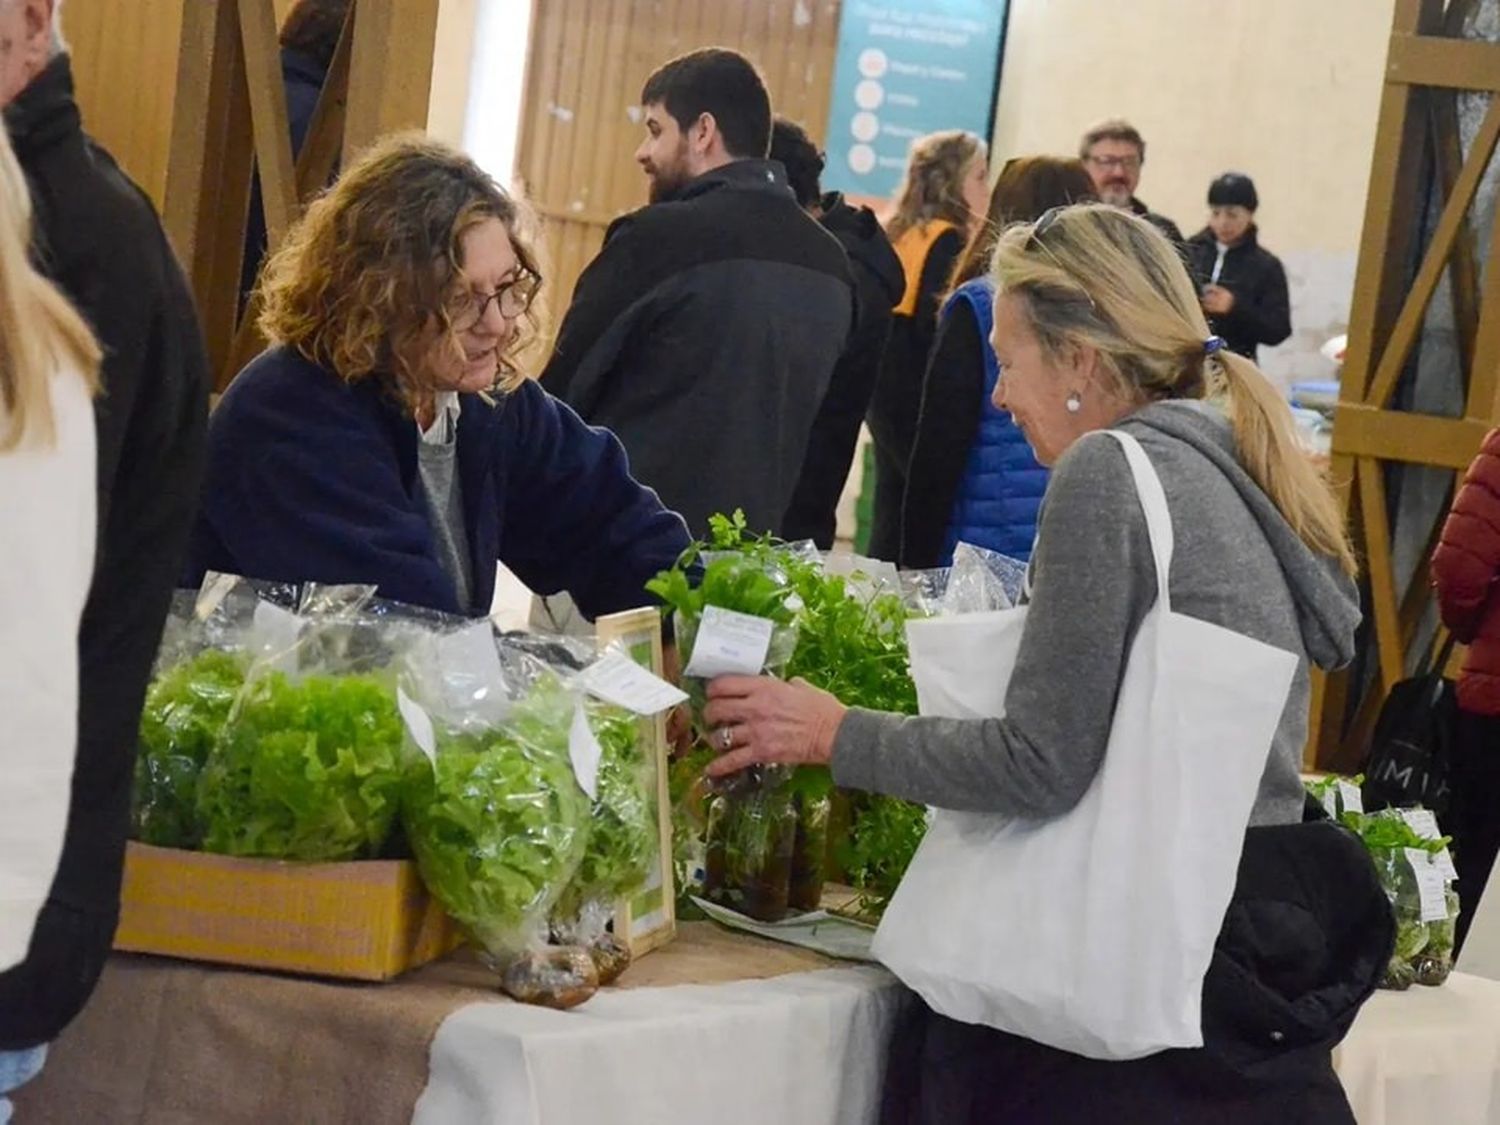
top-left (769, 118), bottom-right (824, 208)
top-left (280, 0), bottom-right (352, 71)
top-left (641, 48), bottom-right (772, 160)
top-left (1079, 118), bottom-right (1147, 161)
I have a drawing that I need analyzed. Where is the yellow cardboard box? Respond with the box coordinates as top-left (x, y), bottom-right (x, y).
top-left (115, 842), bottom-right (462, 981)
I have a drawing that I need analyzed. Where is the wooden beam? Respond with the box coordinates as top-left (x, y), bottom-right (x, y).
top-left (1387, 33), bottom-right (1500, 91)
top-left (1357, 457), bottom-right (1405, 694)
top-left (1340, 65), bottom-right (1433, 401)
top-left (162, 0), bottom-right (232, 269)
top-left (1331, 403), bottom-right (1488, 469)
top-left (1431, 93), bottom-right (1481, 380)
top-left (224, 2), bottom-right (356, 392)
top-left (1364, 91), bottom-right (1500, 410)
top-left (236, 0), bottom-right (297, 249)
top-left (295, 3), bottom-right (354, 200)
top-left (345, 0), bottom-right (441, 158)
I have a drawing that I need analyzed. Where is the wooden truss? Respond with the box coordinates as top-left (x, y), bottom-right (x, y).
top-left (1315, 0), bottom-right (1500, 768)
top-left (161, 0), bottom-right (441, 391)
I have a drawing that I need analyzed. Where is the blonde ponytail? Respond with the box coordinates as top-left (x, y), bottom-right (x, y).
top-left (990, 203), bottom-right (1355, 575)
top-left (1211, 351), bottom-right (1354, 574)
top-left (0, 123), bottom-right (100, 451)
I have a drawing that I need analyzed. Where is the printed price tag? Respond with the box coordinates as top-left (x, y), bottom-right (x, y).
top-left (1405, 848), bottom-right (1449, 923)
top-left (576, 650), bottom-right (686, 714)
top-left (397, 687), bottom-right (437, 764)
top-left (1337, 780), bottom-right (1363, 815)
top-left (1321, 788), bottom-right (1339, 820)
top-left (568, 700), bottom-right (602, 801)
top-left (683, 606), bottom-right (775, 679)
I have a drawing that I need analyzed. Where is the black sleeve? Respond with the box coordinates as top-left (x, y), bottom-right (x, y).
top-left (900, 299), bottom-right (984, 569)
top-left (914, 229), bottom-right (964, 330)
top-left (538, 215), bottom-right (648, 411)
top-left (782, 305), bottom-right (892, 548)
top-left (1223, 254), bottom-right (1292, 348)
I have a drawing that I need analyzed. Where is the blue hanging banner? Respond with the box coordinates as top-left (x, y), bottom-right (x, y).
top-left (822, 1), bottom-right (1008, 203)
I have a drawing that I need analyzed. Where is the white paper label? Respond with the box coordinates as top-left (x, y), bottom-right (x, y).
top-left (682, 605), bottom-right (775, 679)
top-left (568, 700), bottom-right (602, 801)
top-left (1405, 848), bottom-right (1449, 923)
top-left (576, 650), bottom-right (686, 714)
top-left (397, 687), bottom-right (437, 764)
top-left (1337, 780), bottom-right (1363, 815)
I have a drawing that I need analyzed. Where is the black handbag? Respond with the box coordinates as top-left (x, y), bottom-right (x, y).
top-left (1361, 634), bottom-right (1459, 816)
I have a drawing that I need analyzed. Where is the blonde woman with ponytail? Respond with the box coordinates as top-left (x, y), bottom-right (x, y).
top-left (697, 204), bottom-right (1387, 1121)
top-left (0, 120), bottom-right (100, 1110)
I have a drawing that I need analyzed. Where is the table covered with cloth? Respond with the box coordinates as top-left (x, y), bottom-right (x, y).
top-left (12, 921), bottom-right (908, 1124)
top-left (15, 931), bottom-right (1500, 1124)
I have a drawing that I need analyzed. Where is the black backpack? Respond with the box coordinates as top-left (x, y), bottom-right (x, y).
top-left (1361, 634), bottom-right (1458, 816)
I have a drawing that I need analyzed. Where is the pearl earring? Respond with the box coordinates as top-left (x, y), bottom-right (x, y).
top-left (1065, 392), bottom-right (1082, 414)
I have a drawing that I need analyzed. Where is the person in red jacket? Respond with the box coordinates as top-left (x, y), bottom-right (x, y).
top-left (1432, 427), bottom-right (1500, 946)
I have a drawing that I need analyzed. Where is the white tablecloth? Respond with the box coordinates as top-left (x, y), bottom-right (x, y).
top-left (1335, 972), bottom-right (1500, 1125)
top-left (414, 965), bottom-right (908, 1125)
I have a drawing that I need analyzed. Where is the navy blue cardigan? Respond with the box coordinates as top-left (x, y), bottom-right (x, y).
top-left (186, 347), bottom-right (691, 618)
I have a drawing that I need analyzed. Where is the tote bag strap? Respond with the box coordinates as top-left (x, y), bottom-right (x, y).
top-left (1101, 430), bottom-right (1175, 612)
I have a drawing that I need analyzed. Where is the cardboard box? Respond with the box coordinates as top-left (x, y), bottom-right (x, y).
top-left (115, 842), bottom-right (462, 981)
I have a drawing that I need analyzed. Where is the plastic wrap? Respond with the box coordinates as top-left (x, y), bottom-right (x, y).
top-left (400, 626), bottom-right (590, 965)
top-left (1343, 807), bottom-right (1461, 990)
top-left (132, 576), bottom-right (300, 849)
top-left (900, 543), bottom-right (1028, 617)
top-left (195, 585), bottom-right (411, 861)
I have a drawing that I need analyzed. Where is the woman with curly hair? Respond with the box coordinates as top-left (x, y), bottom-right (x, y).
top-left (187, 134), bottom-right (690, 618)
top-left (867, 129), bottom-right (988, 560)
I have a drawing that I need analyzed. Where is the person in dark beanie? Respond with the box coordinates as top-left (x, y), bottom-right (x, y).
top-left (1185, 173), bottom-right (1291, 363)
top-left (543, 50), bottom-right (854, 540)
top-left (771, 117), bottom-right (903, 547)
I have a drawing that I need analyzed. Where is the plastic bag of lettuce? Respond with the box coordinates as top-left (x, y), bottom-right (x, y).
top-left (398, 625), bottom-right (590, 964)
top-left (132, 576), bottom-right (299, 849)
top-left (549, 699), bottom-right (657, 945)
top-left (195, 586), bottom-right (415, 862)
top-left (1340, 807), bottom-right (1461, 989)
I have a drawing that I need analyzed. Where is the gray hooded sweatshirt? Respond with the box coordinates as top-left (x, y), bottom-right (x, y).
top-left (831, 401), bottom-right (1361, 827)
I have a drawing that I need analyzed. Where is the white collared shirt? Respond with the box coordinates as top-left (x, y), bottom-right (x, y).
top-left (418, 391), bottom-right (461, 446)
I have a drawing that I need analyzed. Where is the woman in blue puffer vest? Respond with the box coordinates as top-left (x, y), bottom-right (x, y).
top-left (900, 156), bottom-right (1096, 568)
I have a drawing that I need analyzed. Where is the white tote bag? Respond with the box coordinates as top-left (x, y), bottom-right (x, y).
top-left (872, 430), bottom-right (1299, 1061)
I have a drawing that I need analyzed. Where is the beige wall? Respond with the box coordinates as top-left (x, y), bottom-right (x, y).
top-left (992, 0), bottom-right (1396, 385)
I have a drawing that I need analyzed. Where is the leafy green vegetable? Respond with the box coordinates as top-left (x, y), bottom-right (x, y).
top-left (196, 670), bottom-right (406, 861)
top-left (133, 649), bottom-right (248, 848)
top-left (839, 795), bottom-right (929, 918)
top-left (1339, 808), bottom-right (1450, 853)
top-left (784, 568), bottom-right (918, 716)
top-left (553, 706), bottom-right (656, 926)
top-left (404, 692), bottom-right (589, 958)
top-left (647, 509), bottom-right (808, 625)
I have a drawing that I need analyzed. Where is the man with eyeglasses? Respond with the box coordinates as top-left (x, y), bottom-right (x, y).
top-left (1078, 119), bottom-right (1184, 247)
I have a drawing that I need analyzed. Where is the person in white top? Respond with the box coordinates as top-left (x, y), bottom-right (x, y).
top-left (0, 115), bottom-right (100, 1116)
